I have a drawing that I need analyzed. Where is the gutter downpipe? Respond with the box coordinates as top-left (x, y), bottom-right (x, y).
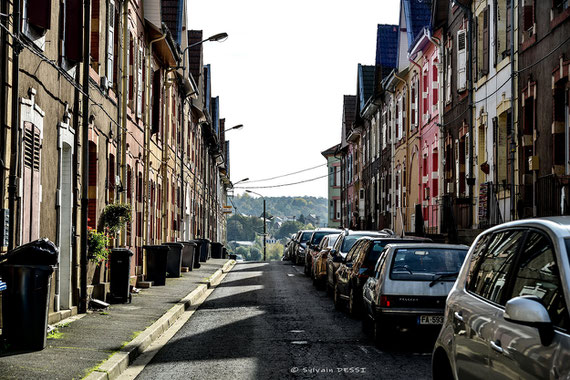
top-left (454, 0), bottom-right (474, 228)
top-left (384, 76), bottom-right (397, 233)
top-left (119, 0), bottom-right (128, 246)
top-left (79, 0), bottom-right (92, 313)
top-left (0, 6), bottom-right (8, 223)
top-left (426, 29), bottom-right (444, 233)
top-left (509, 0), bottom-right (516, 220)
top-left (393, 71), bottom-right (409, 236)
top-left (144, 32), bottom-right (166, 249)
top-left (8, 0), bottom-right (22, 251)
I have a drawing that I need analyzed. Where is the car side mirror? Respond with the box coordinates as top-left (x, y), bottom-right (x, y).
top-left (504, 296), bottom-right (554, 346)
top-left (330, 249), bottom-right (337, 255)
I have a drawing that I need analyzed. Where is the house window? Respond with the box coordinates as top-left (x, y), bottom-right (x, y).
top-left (522, 0), bottom-right (535, 39)
top-left (106, 0), bottom-right (116, 86)
top-left (423, 70), bottom-right (429, 120)
top-left (432, 61), bottom-right (439, 113)
top-left (445, 43), bottom-right (452, 104)
top-left (495, 0), bottom-right (512, 61)
top-left (476, 6), bottom-right (490, 79)
top-left (457, 29), bottom-right (467, 91)
top-left (552, 0), bottom-right (570, 18)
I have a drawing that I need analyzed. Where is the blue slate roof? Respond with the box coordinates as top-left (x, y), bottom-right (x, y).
top-left (376, 24), bottom-right (399, 69)
top-left (358, 64), bottom-right (376, 112)
top-left (403, 0), bottom-right (432, 49)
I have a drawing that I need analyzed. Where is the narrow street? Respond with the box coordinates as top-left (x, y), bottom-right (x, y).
top-left (134, 262), bottom-right (432, 379)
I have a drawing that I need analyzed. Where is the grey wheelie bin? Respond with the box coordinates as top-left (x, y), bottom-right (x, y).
top-left (0, 238), bottom-right (58, 350)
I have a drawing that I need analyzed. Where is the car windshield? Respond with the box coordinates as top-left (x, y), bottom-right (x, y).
top-left (300, 232), bottom-right (312, 242)
top-left (390, 248), bottom-right (467, 281)
top-left (341, 234), bottom-right (384, 253)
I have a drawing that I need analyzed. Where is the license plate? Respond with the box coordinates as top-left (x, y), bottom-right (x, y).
top-left (419, 315), bottom-right (443, 325)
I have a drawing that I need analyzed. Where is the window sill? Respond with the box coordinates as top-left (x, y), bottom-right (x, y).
top-left (521, 33), bottom-right (536, 52)
top-left (550, 7), bottom-right (570, 31)
top-left (475, 75), bottom-right (488, 89)
top-left (496, 56), bottom-right (511, 73)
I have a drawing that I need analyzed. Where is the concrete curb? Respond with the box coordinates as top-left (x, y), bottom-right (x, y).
top-left (84, 260), bottom-right (236, 380)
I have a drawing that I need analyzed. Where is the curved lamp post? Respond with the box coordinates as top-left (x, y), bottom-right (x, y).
top-left (224, 124), bottom-right (243, 132)
top-left (245, 190), bottom-right (266, 261)
top-left (181, 32), bottom-right (229, 77)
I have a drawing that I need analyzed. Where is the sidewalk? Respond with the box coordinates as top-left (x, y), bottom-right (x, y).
top-left (0, 258), bottom-right (233, 380)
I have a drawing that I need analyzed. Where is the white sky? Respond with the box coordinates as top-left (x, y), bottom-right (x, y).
top-left (188, 0), bottom-right (399, 198)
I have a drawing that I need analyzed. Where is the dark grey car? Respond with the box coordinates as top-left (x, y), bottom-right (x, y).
top-left (433, 217), bottom-right (570, 380)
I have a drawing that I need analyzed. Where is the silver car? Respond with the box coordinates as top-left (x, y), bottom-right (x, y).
top-left (362, 243), bottom-right (468, 345)
top-left (433, 217), bottom-right (570, 380)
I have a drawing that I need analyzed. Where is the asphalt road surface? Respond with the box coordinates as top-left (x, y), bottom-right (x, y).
top-left (135, 261), bottom-right (432, 379)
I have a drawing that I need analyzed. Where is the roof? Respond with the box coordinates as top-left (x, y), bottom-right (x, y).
top-left (342, 95), bottom-right (357, 144)
top-left (321, 143), bottom-right (341, 157)
top-left (376, 24), bottom-right (399, 72)
top-left (161, 0), bottom-right (184, 44)
top-left (402, 0), bottom-right (432, 50)
top-left (188, 30), bottom-right (203, 81)
top-left (358, 64), bottom-right (376, 112)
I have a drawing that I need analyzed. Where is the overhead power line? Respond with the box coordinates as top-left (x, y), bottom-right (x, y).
top-left (235, 173), bottom-right (331, 189)
top-left (244, 163), bottom-right (327, 183)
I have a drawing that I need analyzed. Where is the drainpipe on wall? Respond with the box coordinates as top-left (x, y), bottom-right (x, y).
top-left (8, 0), bottom-right (22, 251)
top-left (426, 29), bottom-right (444, 233)
top-left (144, 32), bottom-right (167, 251)
top-left (79, 0), bottom-right (92, 314)
top-left (509, 0), bottom-right (516, 220)
top-left (119, 0), bottom-right (128, 247)
top-left (454, 0), bottom-right (475, 228)
top-left (393, 71), bottom-right (409, 234)
top-left (0, 7), bottom-right (8, 223)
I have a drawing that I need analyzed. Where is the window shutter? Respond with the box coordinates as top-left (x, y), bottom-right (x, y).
top-left (90, 0), bottom-right (100, 62)
top-left (465, 132), bottom-right (471, 179)
top-left (137, 45), bottom-right (143, 118)
top-left (152, 69), bottom-right (161, 135)
top-left (457, 30), bottom-right (467, 91)
top-left (482, 6), bottom-right (489, 75)
top-left (65, 0), bottom-right (83, 63)
top-left (28, 0), bottom-right (52, 30)
top-left (106, 0), bottom-right (115, 85)
top-left (22, 123), bottom-right (42, 243)
top-left (446, 46), bottom-right (452, 103)
top-left (128, 35), bottom-right (133, 103)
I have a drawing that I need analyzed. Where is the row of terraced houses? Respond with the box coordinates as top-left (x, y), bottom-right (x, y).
top-left (323, 0), bottom-right (570, 243)
top-left (0, 0), bottom-right (233, 320)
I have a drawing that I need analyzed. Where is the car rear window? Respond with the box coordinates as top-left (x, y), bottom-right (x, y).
top-left (300, 232), bottom-right (312, 242)
top-left (311, 232), bottom-right (330, 245)
top-left (365, 239), bottom-right (427, 265)
top-left (341, 234), bottom-right (384, 252)
top-left (327, 234), bottom-right (340, 248)
top-left (390, 247), bottom-right (468, 281)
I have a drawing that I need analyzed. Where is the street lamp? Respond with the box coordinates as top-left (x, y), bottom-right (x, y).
top-left (181, 32), bottom-right (229, 77)
top-left (245, 190), bottom-right (266, 261)
top-left (233, 177), bottom-right (249, 187)
top-left (224, 124), bottom-right (244, 132)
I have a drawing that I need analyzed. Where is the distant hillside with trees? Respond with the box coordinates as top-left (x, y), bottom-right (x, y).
top-left (230, 194), bottom-right (327, 222)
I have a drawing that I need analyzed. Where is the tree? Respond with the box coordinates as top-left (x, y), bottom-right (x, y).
top-left (298, 214), bottom-right (306, 224)
top-left (276, 220), bottom-right (303, 239)
top-left (248, 247), bottom-right (262, 261)
top-left (236, 246), bottom-right (248, 259)
top-left (266, 243), bottom-right (284, 261)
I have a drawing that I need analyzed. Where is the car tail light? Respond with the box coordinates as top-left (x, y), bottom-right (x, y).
top-left (380, 295), bottom-right (392, 307)
top-left (322, 252), bottom-right (328, 258)
top-left (357, 266), bottom-right (370, 279)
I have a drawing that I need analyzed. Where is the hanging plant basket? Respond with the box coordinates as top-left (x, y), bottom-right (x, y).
top-left (99, 203), bottom-right (132, 235)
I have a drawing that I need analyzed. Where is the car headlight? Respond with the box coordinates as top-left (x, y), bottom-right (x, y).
top-left (298, 247), bottom-right (305, 253)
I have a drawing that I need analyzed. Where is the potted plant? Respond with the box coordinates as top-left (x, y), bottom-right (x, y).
top-left (87, 227), bottom-right (110, 285)
top-left (99, 203), bottom-right (132, 242)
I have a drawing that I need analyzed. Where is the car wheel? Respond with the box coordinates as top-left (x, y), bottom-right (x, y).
top-left (326, 281), bottom-right (332, 296)
top-left (433, 348), bottom-right (454, 380)
top-left (362, 311), bottom-right (373, 332)
top-left (304, 258), bottom-right (310, 276)
top-left (374, 317), bottom-right (394, 348)
top-left (334, 284), bottom-right (343, 310)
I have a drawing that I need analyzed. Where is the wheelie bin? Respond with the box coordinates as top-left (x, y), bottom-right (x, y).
top-left (0, 238), bottom-right (58, 350)
top-left (109, 248), bottom-right (133, 303)
top-left (163, 243), bottom-right (184, 278)
top-left (143, 245), bottom-right (170, 286)
top-left (180, 241), bottom-right (196, 271)
top-left (190, 240), bottom-right (202, 269)
top-left (211, 242), bottom-right (223, 259)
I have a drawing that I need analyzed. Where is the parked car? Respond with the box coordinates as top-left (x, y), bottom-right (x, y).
top-left (312, 233), bottom-right (341, 286)
top-left (304, 228), bottom-right (342, 275)
top-left (432, 217), bottom-right (570, 380)
top-left (334, 236), bottom-right (432, 316)
top-left (283, 233), bottom-right (297, 260)
top-left (361, 242), bottom-right (468, 346)
top-left (325, 230), bottom-right (392, 295)
top-left (292, 229), bottom-right (314, 265)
